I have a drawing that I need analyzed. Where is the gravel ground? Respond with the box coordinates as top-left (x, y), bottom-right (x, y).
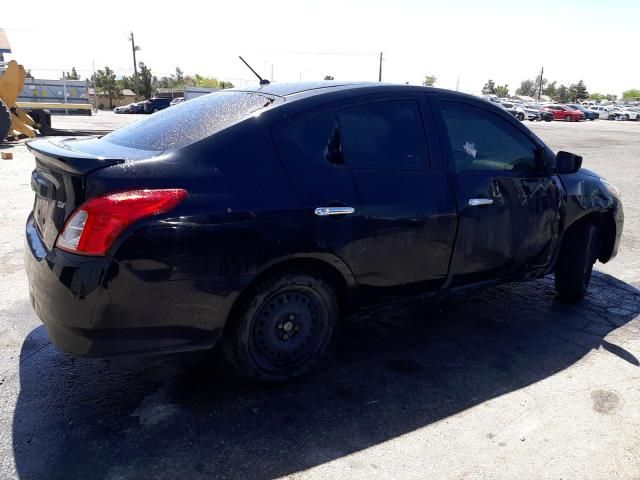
top-left (0, 113), bottom-right (639, 480)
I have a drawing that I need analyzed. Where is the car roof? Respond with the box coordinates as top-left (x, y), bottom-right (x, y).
top-left (227, 81), bottom-right (489, 106)
top-left (230, 81), bottom-right (379, 97)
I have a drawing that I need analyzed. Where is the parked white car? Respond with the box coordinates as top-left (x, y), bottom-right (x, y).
top-left (589, 105), bottom-right (618, 120)
top-left (500, 102), bottom-right (528, 121)
top-left (613, 107), bottom-right (640, 121)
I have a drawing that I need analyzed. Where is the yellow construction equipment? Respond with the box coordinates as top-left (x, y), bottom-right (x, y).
top-left (0, 60), bottom-right (38, 141)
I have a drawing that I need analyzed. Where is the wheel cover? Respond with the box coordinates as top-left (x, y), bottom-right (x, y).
top-left (250, 288), bottom-right (326, 371)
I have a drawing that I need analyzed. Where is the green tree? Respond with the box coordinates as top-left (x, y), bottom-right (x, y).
top-left (515, 79), bottom-right (536, 96)
top-left (556, 84), bottom-right (570, 103)
top-left (64, 67), bottom-right (80, 80)
top-left (119, 75), bottom-right (135, 91)
top-left (192, 74), bottom-right (234, 89)
top-left (622, 89), bottom-right (640, 100)
top-left (591, 92), bottom-right (617, 101)
top-left (154, 76), bottom-right (173, 89)
top-left (94, 66), bottom-right (123, 109)
top-left (136, 62), bottom-right (155, 99)
top-left (482, 79), bottom-right (496, 95)
top-left (571, 80), bottom-right (589, 101)
top-left (173, 67), bottom-right (184, 85)
top-left (543, 81), bottom-right (557, 98)
top-left (534, 77), bottom-right (548, 98)
top-left (495, 84), bottom-right (509, 98)
top-left (568, 84), bottom-right (579, 102)
top-left (422, 75), bottom-right (437, 87)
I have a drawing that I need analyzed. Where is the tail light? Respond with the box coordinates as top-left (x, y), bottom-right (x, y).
top-left (56, 189), bottom-right (187, 256)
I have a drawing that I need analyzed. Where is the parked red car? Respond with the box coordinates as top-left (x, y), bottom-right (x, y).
top-left (541, 104), bottom-right (586, 122)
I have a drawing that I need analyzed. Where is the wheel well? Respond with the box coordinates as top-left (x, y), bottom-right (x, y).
top-left (563, 213), bottom-right (616, 263)
top-left (224, 258), bottom-right (352, 337)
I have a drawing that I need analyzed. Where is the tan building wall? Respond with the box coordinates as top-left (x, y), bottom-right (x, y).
top-left (87, 88), bottom-right (137, 109)
top-left (89, 93), bottom-right (135, 109)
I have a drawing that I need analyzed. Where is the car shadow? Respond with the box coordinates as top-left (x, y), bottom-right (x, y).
top-left (12, 272), bottom-right (640, 480)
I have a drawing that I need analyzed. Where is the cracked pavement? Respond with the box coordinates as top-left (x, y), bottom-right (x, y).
top-left (0, 114), bottom-right (639, 479)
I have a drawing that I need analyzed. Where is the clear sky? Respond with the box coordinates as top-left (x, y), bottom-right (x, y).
top-left (3, 0), bottom-right (639, 95)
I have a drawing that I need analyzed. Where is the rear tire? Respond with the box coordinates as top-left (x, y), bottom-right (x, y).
top-left (565, 115), bottom-right (572, 122)
top-left (517, 112), bottom-right (525, 121)
top-left (555, 223), bottom-right (598, 303)
top-left (223, 271), bottom-right (338, 382)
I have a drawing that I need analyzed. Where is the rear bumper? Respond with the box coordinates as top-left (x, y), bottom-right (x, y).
top-left (24, 215), bottom-right (226, 357)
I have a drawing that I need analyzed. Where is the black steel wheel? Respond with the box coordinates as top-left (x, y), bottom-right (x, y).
top-left (223, 271), bottom-right (338, 382)
top-left (0, 100), bottom-right (11, 143)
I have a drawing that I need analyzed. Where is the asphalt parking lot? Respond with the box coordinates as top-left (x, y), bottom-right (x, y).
top-left (0, 113), bottom-right (639, 479)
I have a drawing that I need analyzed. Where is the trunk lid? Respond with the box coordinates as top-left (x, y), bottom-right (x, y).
top-left (27, 137), bottom-right (156, 250)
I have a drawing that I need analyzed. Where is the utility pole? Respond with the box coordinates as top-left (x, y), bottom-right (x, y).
top-left (537, 66), bottom-right (544, 101)
top-left (128, 32), bottom-right (140, 99)
top-left (378, 52), bottom-right (383, 82)
top-left (92, 60), bottom-right (98, 112)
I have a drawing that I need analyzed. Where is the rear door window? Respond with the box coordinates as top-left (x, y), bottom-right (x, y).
top-left (338, 99), bottom-right (429, 170)
top-left (102, 91), bottom-right (281, 152)
top-left (275, 112), bottom-right (342, 166)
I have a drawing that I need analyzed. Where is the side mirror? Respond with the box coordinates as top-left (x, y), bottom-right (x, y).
top-left (554, 151), bottom-right (582, 174)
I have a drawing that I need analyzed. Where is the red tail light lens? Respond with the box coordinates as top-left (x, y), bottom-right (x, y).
top-left (56, 189), bottom-right (187, 256)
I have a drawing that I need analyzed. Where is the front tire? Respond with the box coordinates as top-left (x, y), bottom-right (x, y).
top-left (517, 112), bottom-right (525, 121)
top-left (565, 115), bottom-right (572, 122)
top-left (555, 223), bottom-right (598, 303)
top-left (223, 271), bottom-right (338, 382)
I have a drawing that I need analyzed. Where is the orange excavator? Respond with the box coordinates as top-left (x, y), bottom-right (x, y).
top-left (0, 60), bottom-right (40, 142)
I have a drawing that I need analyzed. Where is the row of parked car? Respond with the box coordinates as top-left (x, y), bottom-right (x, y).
top-left (113, 96), bottom-right (184, 114)
top-left (483, 95), bottom-right (640, 122)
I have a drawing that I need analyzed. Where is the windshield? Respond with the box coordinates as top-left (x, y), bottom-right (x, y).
top-left (103, 91), bottom-right (281, 152)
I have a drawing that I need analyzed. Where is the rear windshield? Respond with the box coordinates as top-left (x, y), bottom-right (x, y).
top-left (102, 91), bottom-right (281, 152)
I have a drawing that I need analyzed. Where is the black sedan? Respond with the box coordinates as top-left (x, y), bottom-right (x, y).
top-left (25, 82), bottom-right (623, 382)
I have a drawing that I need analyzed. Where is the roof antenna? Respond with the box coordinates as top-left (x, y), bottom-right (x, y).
top-left (238, 56), bottom-right (270, 85)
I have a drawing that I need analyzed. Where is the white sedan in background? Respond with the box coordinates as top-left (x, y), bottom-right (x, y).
top-left (589, 105), bottom-right (619, 120)
top-left (500, 102), bottom-right (528, 121)
top-left (613, 107), bottom-right (640, 120)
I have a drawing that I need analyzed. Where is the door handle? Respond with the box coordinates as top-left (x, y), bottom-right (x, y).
top-left (468, 198), bottom-right (494, 207)
top-left (314, 206), bottom-right (355, 216)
